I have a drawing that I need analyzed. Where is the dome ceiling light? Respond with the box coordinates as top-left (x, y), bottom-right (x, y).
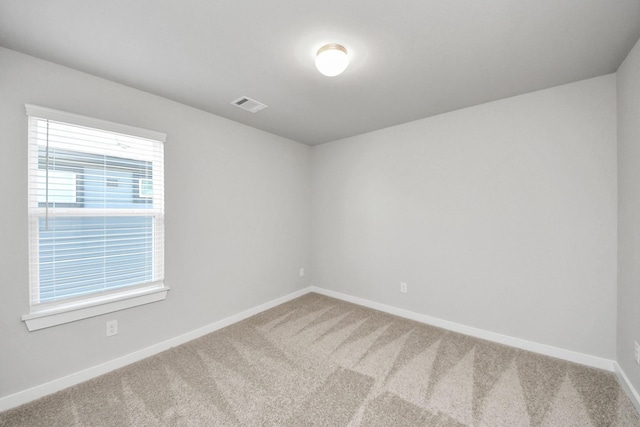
top-left (315, 44), bottom-right (349, 77)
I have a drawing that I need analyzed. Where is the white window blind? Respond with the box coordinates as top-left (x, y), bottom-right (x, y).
top-left (25, 105), bottom-right (166, 320)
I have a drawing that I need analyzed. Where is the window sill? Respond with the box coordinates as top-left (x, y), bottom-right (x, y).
top-left (22, 285), bottom-right (169, 331)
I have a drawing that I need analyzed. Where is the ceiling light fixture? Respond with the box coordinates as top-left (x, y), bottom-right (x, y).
top-left (315, 44), bottom-right (349, 77)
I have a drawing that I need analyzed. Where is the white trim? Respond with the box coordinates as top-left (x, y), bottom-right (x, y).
top-left (3, 285), bottom-right (626, 413)
top-left (0, 287), bottom-right (311, 412)
top-left (25, 104), bottom-right (166, 143)
top-left (310, 286), bottom-right (616, 372)
top-left (614, 362), bottom-right (640, 414)
top-left (23, 285), bottom-right (170, 331)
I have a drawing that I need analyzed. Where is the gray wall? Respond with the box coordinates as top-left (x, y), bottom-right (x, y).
top-left (0, 47), bottom-right (311, 398)
top-left (311, 75), bottom-right (618, 359)
top-left (0, 43), bottom-right (628, 401)
top-left (617, 37), bottom-right (640, 392)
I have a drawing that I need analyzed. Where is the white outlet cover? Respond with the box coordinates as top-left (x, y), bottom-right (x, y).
top-left (106, 320), bottom-right (118, 337)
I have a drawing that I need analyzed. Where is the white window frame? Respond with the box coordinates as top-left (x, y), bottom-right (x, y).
top-left (22, 105), bottom-right (169, 331)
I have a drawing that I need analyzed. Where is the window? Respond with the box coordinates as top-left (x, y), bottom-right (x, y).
top-left (23, 105), bottom-right (168, 331)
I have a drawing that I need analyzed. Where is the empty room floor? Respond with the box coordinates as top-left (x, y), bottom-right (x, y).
top-left (1, 293), bottom-right (638, 426)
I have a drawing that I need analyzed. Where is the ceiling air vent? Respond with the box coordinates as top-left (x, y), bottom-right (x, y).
top-left (231, 96), bottom-right (268, 113)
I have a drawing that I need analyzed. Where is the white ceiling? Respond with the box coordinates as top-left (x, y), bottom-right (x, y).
top-left (1, 1), bottom-right (639, 146)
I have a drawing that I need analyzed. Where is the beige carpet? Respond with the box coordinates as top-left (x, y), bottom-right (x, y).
top-left (1, 293), bottom-right (639, 426)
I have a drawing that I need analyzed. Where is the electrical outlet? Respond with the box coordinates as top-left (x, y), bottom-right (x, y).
top-left (106, 320), bottom-right (118, 337)
top-left (299, 268), bottom-right (305, 277)
top-left (635, 342), bottom-right (640, 364)
top-left (400, 282), bottom-right (408, 293)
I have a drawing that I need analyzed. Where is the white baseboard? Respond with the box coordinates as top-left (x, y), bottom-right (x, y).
top-left (0, 287), bottom-right (312, 413)
top-left (615, 362), bottom-right (640, 414)
top-left (2, 285), bottom-right (627, 413)
top-left (310, 286), bottom-right (615, 372)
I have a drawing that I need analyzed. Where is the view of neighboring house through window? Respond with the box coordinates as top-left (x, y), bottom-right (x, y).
top-left (25, 105), bottom-right (166, 326)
